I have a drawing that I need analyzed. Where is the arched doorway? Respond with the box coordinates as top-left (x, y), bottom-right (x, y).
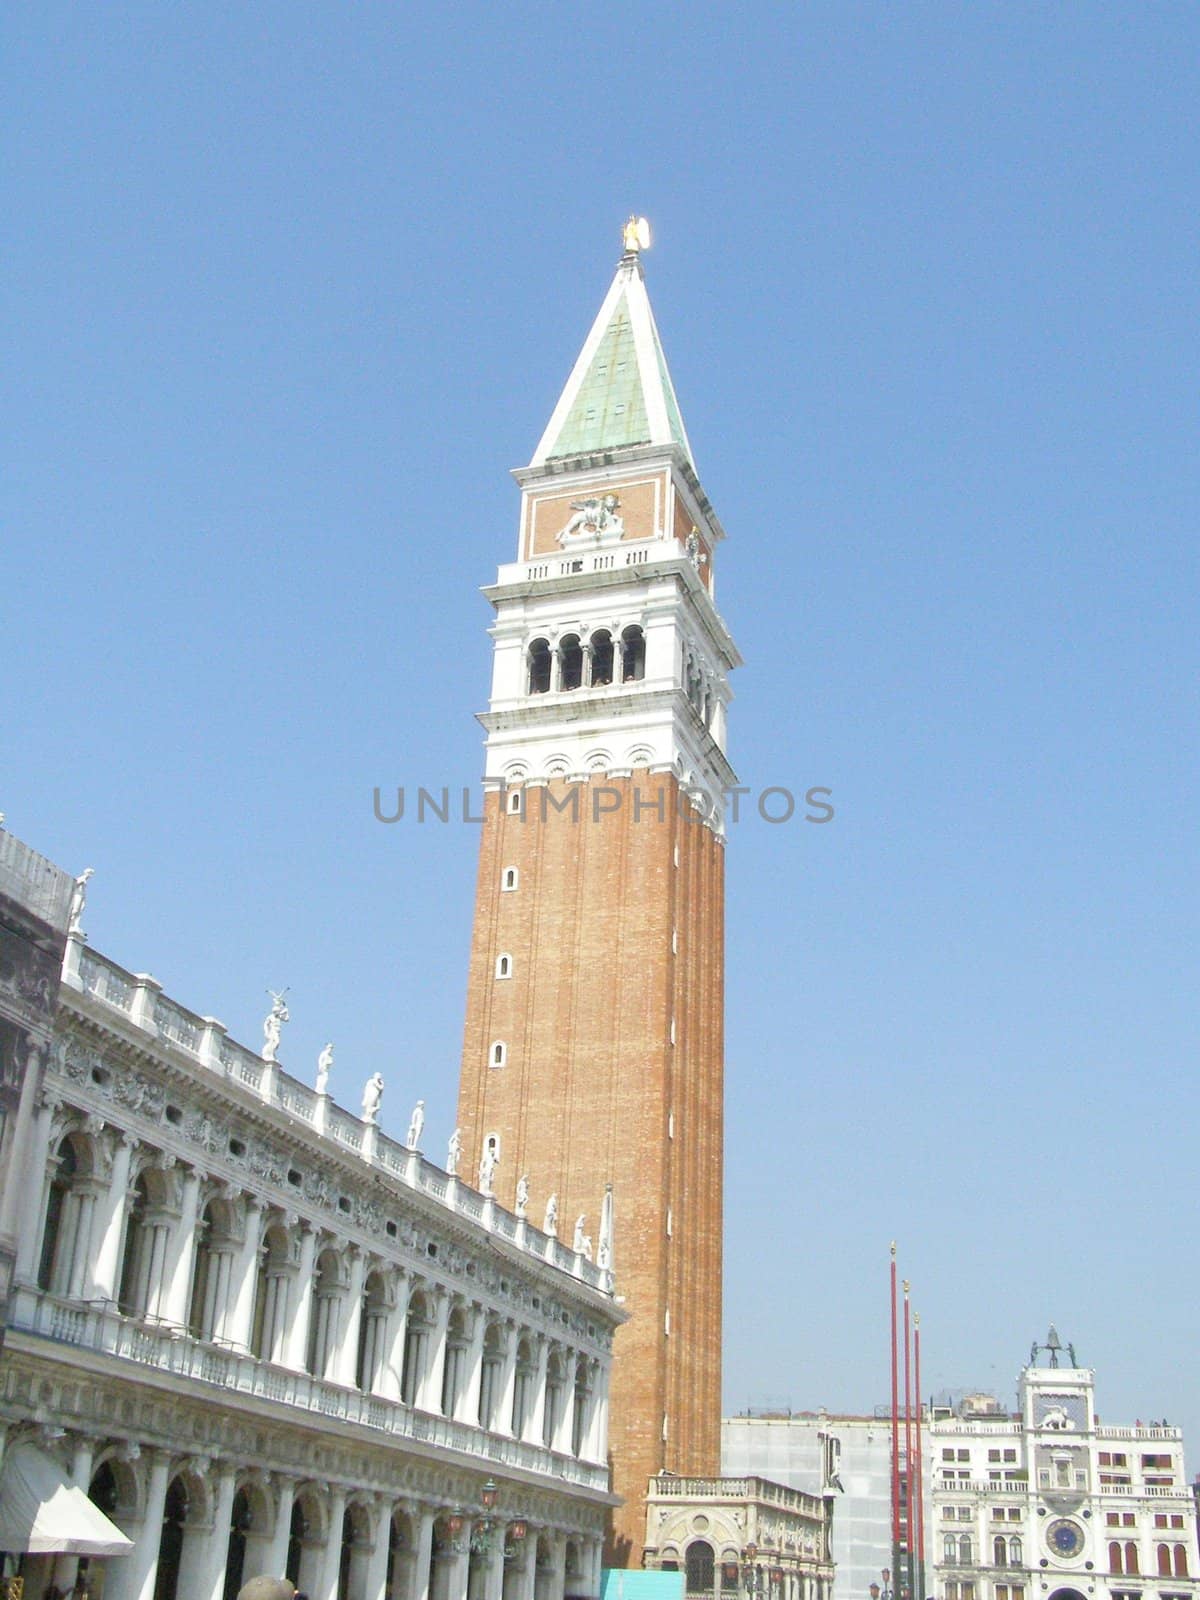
top-left (686, 1540), bottom-right (716, 1598)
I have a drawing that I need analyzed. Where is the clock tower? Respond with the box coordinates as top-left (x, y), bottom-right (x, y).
top-left (456, 224), bottom-right (740, 1561)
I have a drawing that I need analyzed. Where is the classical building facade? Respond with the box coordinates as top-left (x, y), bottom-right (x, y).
top-left (929, 1344), bottom-right (1199, 1600)
top-left (0, 877), bottom-right (622, 1600)
top-left (641, 1474), bottom-right (834, 1600)
top-left (456, 224), bottom-right (740, 1563)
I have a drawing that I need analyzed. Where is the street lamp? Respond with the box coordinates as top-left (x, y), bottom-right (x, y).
top-left (482, 1479), bottom-right (499, 1513)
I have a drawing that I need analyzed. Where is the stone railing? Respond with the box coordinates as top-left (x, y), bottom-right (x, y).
top-left (1096, 1425), bottom-right (1181, 1442)
top-left (934, 1480), bottom-right (1026, 1496)
top-left (10, 1286), bottom-right (610, 1492)
top-left (63, 942), bottom-right (612, 1298)
top-left (650, 1475), bottom-right (825, 1517)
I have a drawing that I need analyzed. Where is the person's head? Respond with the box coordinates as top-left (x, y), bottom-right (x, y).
top-left (236, 1579), bottom-right (295, 1600)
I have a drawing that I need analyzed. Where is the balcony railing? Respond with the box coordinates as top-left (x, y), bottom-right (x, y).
top-left (10, 1285), bottom-right (610, 1492)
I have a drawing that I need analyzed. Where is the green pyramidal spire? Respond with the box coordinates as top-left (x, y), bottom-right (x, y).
top-left (530, 243), bottom-right (695, 469)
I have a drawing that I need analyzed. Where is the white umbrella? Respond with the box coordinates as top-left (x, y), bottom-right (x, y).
top-left (0, 1445), bottom-right (133, 1557)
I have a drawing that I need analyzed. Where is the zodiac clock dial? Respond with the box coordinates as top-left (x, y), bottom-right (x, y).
top-left (1048, 1520), bottom-right (1085, 1559)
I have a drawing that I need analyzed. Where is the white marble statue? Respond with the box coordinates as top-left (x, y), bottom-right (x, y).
top-left (556, 493), bottom-right (624, 546)
top-left (262, 989), bottom-right (290, 1062)
top-left (447, 1127), bottom-right (463, 1176)
top-left (544, 1194), bottom-right (558, 1237)
top-left (361, 1072), bottom-right (384, 1125)
top-left (68, 867), bottom-right (95, 935)
top-left (315, 1043), bottom-right (333, 1096)
top-left (515, 1174), bottom-right (529, 1219)
top-left (572, 1215), bottom-right (592, 1259)
top-left (478, 1144), bottom-right (498, 1196)
top-left (405, 1099), bottom-right (425, 1151)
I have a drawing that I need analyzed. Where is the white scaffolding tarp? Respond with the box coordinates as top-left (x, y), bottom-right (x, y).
top-left (0, 1445), bottom-right (133, 1556)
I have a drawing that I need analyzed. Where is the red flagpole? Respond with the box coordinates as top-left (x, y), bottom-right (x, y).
top-left (890, 1244), bottom-right (900, 1562)
top-left (914, 1312), bottom-right (926, 1600)
top-left (904, 1279), bottom-right (913, 1600)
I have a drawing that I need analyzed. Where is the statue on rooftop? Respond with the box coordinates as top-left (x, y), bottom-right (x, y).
top-left (573, 1214), bottom-right (592, 1259)
top-left (544, 1193), bottom-right (558, 1237)
top-left (262, 989), bottom-right (289, 1062)
top-left (405, 1099), bottom-right (425, 1151)
top-left (361, 1071), bottom-right (384, 1125)
top-left (515, 1174), bottom-right (529, 1219)
top-left (478, 1144), bottom-right (498, 1196)
top-left (68, 867), bottom-right (95, 936)
top-left (447, 1127), bottom-right (463, 1176)
top-left (315, 1043), bottom-right (333, 1096)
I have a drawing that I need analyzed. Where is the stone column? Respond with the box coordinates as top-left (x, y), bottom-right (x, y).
top-left (318, 1485), bottom-right (349, 1600)
top-left (413, 1507), bottom-right (437, 1600)
top-left (334, 1246), bottom-right (367, 1387)
top-left (515, 1535), bottom-right (537, 1600)
top-left (86, 1130), bottom-right (137, 1302)
top-left (495, 1321), bottom-right (518, 1437)
top-left (198, 1464), bottom-right (238, 1600)
top-left (483, 1534), bottom-right (505, 1600)
top-left (584, 1366), bottom-right (609, 1462)
top-left (552, 1354), bottom-right (575, 1455)
top-left (283, 1223), bottom-right (318, 1371)
top-left (445, 1519), bottom-right (471, 1600)
top-left (160, 1167), bottom-right (204, 1327)
top-left (12, 1085), bottom-right (57, 1283)
top-left (417, 1287), bottom-right (450, 1414)
top-left (65, 1185), bottom-right (102, 1299)
top-left (527, 1338), bottom-right (549, 1446)
top-left (456, 1303), bottom-right (486, 1425)
top-left (103, 1448), bottom-right (170, 1600)
top-left (138, 1216), bottom-right (173, 1318)
top-left (364, 1497), bottom-right (394, 1600)
top-left (224, 1198), bottom-right (264, 1349)
top-left (261, 1477), bottom-right (297, 1584)
top-left (548, 1535), bottom-right (567, 1600)
top-left (380, 1270), bottom-right (412, 1400)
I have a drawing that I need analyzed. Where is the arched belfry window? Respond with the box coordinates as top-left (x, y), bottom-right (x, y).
top-left (559, 634), bottom-right (583, 692)
top-left (590, 630), bottom-right (614, 686)
top-left (621, 625), bottom-right (645, 682)
top-left (528, 638), bottom-right (551, 695)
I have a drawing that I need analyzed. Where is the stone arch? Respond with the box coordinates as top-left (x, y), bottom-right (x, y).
top-left (37, 1125), bottom-right (103, 1295)
top-left (511, 1334), bottom-right (536, 1437)
top-left (88, 1448), bottom-right (141, 1535)
top-left (387, 1505), bottom-right (418, 1600)
top-left (307, 1244), bottom-right (349, 1377)
top-left (287, 1484), bottom-right (330, 1594)
top-left (251, 1215), bottom-right (295, 1360)
top-left (401, 1287), bottom-right (433, 1404)
top-left (356, 1266), bottom-right (393, 1391)
top-left (188, 1192), bottom-right (242, 1339)
top-left (442, 1302), bottom-right (471, 1415)
top-left (338, 1498), bottom-right (375, 1600)
top-left (228, 1473), bottom-right (276, 1589)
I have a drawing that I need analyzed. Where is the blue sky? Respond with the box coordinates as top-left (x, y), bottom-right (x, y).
top-left (5, 6), bottom-right (1198, 1462)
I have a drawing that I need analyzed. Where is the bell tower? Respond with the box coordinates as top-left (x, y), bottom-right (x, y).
top-left (457, 223), bottom-right (740, 1562)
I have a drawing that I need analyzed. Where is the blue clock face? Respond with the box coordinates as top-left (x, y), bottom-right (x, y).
top-left (1049, 1520), bottom-right (1084, 1558)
